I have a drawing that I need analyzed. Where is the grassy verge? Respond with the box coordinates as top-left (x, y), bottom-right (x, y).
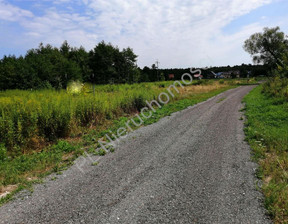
top-left (0, 140), bottom-right (84, 205)
top-left (0, 79), bottom-right (256, 205)
top-left (243, 85), bottom-right (288, 223)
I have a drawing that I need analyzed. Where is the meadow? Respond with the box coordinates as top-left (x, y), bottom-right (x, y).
top-left (0, 78), bottom-right (256, 203)
top-left (0, 82), bottom-right (166, 155)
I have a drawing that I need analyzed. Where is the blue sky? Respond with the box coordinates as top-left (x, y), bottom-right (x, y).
top-left (0, 0), bottom-right (287, 68)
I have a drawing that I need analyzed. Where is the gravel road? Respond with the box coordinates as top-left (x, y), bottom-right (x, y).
top-left (0, 85), bottom-right (271, 224)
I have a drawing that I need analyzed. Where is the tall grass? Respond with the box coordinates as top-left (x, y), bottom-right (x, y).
top-left (0, 83), bottom-right (167, 155)
top-left (262, 77), bottom-right (288, 99)
top-left (0, 79), bottom-right (257, 157)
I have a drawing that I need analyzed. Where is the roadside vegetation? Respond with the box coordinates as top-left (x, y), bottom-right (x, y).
top-left (0, 79), bottom-right (255, 204)
top-left (244, 84), bottom-right (288, 223)
top-left (243, 26), bottom-right (288, 223)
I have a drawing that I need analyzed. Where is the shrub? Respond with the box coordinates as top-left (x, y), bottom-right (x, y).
top-left (262, 77), bottom-right (288, 99)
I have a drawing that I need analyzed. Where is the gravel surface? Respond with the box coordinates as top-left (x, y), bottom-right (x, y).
top-left (0, 85), bottom-right (271, 224)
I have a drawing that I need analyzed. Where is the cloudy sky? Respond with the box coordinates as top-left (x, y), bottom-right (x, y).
top-left (0, 0), bottom-right (287, 68)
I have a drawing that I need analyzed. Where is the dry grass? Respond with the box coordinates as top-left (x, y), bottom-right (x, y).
top-left (0, 185), bottom-right (18, 198)
top-left (179, 83), bottom-right (228, 96)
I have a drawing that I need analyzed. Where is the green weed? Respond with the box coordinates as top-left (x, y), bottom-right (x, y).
top-left (91, 162), bottom-right (99, 166)
top-left (52, 140), bottom-right (78, 153)
top-left (98, 148), bottom-right (106, 156)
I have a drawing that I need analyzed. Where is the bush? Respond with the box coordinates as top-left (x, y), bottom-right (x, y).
top-left (262, 77), bottom-right (288, 99)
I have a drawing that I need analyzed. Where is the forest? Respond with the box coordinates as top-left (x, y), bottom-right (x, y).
top-left (0, 41), bottom-right (269, 90)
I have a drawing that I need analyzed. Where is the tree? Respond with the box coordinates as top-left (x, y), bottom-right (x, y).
top-left (69, 46), bottom-right (92, 83)
top-left (0, 55), bottom-right (32, 90)
top-left (89, 41), bottom-right (118, 84)
top-left (25, 43), bottom-right (82, 89)
top-left (150, 64), bottom-right (158, 81)
top-left (0, 40), bottom-right (142, 89)
top-left (60, 40), bottom-right (71, 58)
top-left (119, 47), bottom-right (138, 83)
top-left (141, 66), bottom-right (151, 82)
top-left (0, 55), bottom-right (19, 90)
top-left (243, 27), bottom-right (288, 67)
top-left (274, 51), bottom-right (288, 78)
top-left (89, 41), bottom-right (138, 84)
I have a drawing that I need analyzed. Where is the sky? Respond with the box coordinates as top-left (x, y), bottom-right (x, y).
top-left (0, 0), bottom-right (287, 68)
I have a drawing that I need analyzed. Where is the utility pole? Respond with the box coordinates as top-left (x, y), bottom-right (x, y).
top-left (155, 60), bottom-right (159, 81)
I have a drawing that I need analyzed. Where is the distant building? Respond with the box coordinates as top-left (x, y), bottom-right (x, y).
top-left (215, 70), bottom-right (240, 79)
top-left (168, 74), bottom-right (175, 80)
top-left (215, 72), bottom-right (225, 78)
top-left (231, 70), bottom-right (240, 78)
top-left (221, 71), bottom-right (232, 78)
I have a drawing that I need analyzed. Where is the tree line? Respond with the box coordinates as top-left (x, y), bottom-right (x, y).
top-left (0, 41), bottom-right (141, 90)
top-left (0, 40), bottom-right (271, 90)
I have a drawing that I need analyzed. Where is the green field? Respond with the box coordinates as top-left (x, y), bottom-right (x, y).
top-left (0, 79), bottom-right (256, 204)
top-left (243, 84), bottom-right (288, 223)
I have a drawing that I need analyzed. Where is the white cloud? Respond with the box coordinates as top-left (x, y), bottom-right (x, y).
top-left (0, 0), bottom-right (33, 21)
top-left (20, 9), bottom-right (99, 50)
top-left (78, 0), bottom-right (274, 67)
top-left (53, 0), bottom-right (71, 4)
top-left (0, 0), bottom-right (281, 67)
